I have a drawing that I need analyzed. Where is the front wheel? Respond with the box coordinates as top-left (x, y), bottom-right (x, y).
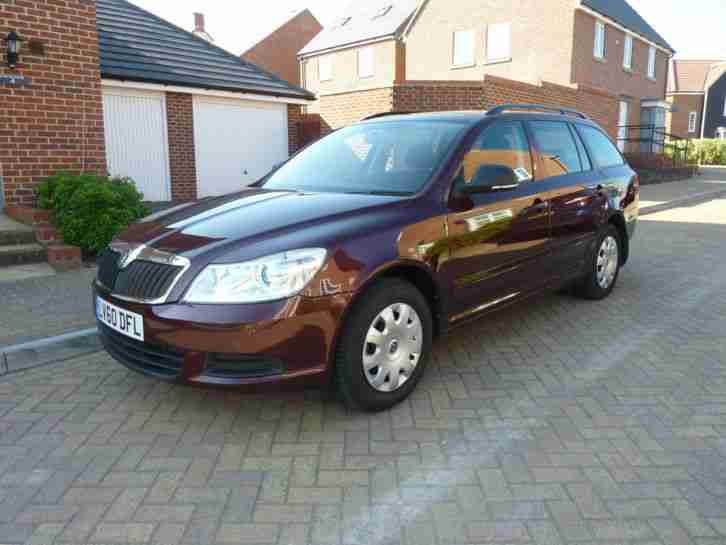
top-left (575, 225), bottom-right (621, 300)
top-left (335, 279), bottom-right (433, 412)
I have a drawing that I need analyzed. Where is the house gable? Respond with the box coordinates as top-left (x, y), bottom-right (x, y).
top-left (242, 10), bottom-right (322, 86)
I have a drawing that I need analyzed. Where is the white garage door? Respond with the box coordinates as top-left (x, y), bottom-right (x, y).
top-left (193, 96), bottom-right (288, 197)
top-left (103, 89), bottom-right (171, 201)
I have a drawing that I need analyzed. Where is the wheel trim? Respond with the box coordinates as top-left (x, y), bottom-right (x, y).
top-left (362, 303), bottom-right (423, 393)
top-left (596, 235), bottom-right (619, 289)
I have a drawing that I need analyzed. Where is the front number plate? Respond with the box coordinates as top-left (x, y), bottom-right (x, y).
top-left (96, 296), bottom-right (145, 341)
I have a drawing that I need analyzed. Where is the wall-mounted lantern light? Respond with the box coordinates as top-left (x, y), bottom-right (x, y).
top-left (3, 31), bottom-right (24, 69)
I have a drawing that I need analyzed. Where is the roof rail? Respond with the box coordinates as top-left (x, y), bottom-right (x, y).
top-left (363, 111), bottom-right (414, 121)
top-left (486, 104), bottom-right (589, 120)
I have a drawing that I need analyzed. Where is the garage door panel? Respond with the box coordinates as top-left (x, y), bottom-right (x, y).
top-left (103, 91), bottom-right (171, 202)
top-left (194, 97), bottom-right (288, 198)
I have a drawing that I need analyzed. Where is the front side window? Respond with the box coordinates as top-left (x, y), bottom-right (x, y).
top-left (486, 23), bottom-right (511, 62)
top-left (688, 111), bottom-right (698, 133)
top-left (358, 47), bottom-right (374, 79)
top-left (453, 30), bottom-right (475, 67)
top-left (623, 35), bottom-right (633, 70)
top-left (647, 46), bottom-right (657, 78)
top-left (529, 121), bottom-right (584, 177)
top-left (461, 121), bottom-right (534, 183)
top-left (594, 21), bottom-right (606, 59)
top-left (577, 125), bottom-right (624, 168)
top-left (319, 56), bottom-right (332, 82)
top-left (263, 121), bottom-right (469, 196)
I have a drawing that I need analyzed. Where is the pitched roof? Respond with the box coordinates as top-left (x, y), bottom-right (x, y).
top-left (581, 0), bottom-right (674, 52)
top-left (705, 62), bottom-right (726, 92)
top-left (668, 59), bottom-right (724, 93)
top-left (299, 0), bottom-right (419, 57)
top-left (96, 0), bottom-right (314, 100)
top-left (242, 9), bottom-right (321, 58)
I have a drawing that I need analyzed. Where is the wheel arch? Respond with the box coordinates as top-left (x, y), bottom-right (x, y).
top-left (607, 212), bottom-right (629, 265)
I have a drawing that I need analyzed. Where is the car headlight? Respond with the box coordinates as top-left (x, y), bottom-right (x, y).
top-left (184, 249), bottom-right (327, 304)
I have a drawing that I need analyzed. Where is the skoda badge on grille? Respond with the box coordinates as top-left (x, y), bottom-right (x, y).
top-left (111, 241), bottom-right (146, 270)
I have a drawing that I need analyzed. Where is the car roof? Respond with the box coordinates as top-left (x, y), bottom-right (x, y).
top-left (358, 110), bottom-right (599, 128)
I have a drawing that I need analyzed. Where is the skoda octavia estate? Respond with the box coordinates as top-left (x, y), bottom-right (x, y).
top-left (95, 104), bottom-right (639, 411)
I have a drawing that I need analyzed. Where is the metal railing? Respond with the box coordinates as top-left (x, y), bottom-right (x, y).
top-left (617, 124), bottom-right (693, 167)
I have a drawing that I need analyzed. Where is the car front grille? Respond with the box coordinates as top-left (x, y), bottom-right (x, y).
top-left (97, 248), bottom-right (184, 302)
top-left (99, 325), bottom-right (185, 379)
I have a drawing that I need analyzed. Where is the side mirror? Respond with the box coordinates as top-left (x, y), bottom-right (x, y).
top-left (459, 164), bottom-right (521, 195)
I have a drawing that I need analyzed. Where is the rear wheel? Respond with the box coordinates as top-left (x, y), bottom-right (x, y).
top-left (335, 279), bottom-right (432, 412)
top-left (574, 225), bottom-right (621, 300)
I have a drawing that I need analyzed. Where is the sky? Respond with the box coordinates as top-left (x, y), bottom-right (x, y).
top-left (129, 0), bottom-right (726, 60)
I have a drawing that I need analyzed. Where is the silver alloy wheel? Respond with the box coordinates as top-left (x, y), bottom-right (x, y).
top-left (596, 235), bottom-right (619, 289)
top-left (362, 303), bottom-right (423, 393)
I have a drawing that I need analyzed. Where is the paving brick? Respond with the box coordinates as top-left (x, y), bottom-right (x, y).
top-left (91, 522), bottom-right (155, 543)
top-left (216, 523), bottom-right (279, 544)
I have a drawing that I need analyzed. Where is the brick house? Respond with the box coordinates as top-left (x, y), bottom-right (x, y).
top-left (0, 0), bottom-right (313, 209)
top-left (298, 0), bottom-right (674, 146)
top-left (242, 9), bottom-right (322, 87)
top-left (667, 59), bottom-right (726, 139)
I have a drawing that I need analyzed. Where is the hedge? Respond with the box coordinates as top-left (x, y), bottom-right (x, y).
top-left (36, 171), bottom-right (148, 253)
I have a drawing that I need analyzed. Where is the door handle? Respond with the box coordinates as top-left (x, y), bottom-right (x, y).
top-left (529, 198), bottom-right (548, 212)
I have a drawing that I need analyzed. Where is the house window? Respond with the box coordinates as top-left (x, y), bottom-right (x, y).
top-left (717, 127), bottom-right (726, 140)
top-left (647, 46), bottom-right (656, 78)
top-left (453, 30), bottom-right (475, 67)
top-left (486, 23), bottom-right (511, 62)
top-left (723, 97), bottom-right (726, 117)
top-left (623, 35), bottom-right (633, 70)
top-left (319, 56), bottom-right (332, 82)
top-left (358, 47), bottom-right (374, 79)
top-left (594, 21), bottom-right (606, 59)
top-left (688, 111), bottom-right (698, 133)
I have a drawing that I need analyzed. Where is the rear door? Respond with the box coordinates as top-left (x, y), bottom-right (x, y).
top-left (443, 120), bottom-right (552, 321)
top-left (526, 120), bottom-right (605, 281)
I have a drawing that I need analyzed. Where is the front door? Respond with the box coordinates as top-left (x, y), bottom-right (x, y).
top-left (617, 100), bottom-right (629, 152)
top-left (442, 120), bottom-right (551, 322)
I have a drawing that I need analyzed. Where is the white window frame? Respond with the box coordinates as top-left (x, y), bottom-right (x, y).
top-left (485, 22), bottom-right (511, 63)
top-left (357, 47), bottom-right (375, 79)
top-left (647, 46), bottom-right (657, 79)
top-left (688, 111), bottom-right (698, 133)
top-left (594, 21), bottom-right (606, 60)
top-left (717, 127), bottom-right (726, 141)
top-left (319, 56), bottom-right (332, 82)
top-left (452, 29), bottom-right (475, 67)
top-left (723, 97), bottom-right (726, 117)
top-left (623, 34), bottom-right (633, 70)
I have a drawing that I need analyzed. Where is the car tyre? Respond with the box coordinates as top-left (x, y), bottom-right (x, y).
top-left (335, 279), bottom-right (433, 412)
top-left (575, 225), bottom-right (621, 300)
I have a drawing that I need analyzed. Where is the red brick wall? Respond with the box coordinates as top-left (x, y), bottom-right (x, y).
top-left (166, 93), bottom-right (197, 200)
top-left (0, 0), bottom-right (106, 207)
top-left (287, 104), bottom-right (303, 154)
top-left (307, 87), bottom-right (395, 133)
top-left (667, 94), bottom-right (704, 138)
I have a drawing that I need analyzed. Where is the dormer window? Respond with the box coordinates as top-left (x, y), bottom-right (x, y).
top-left (373, 5), bottom-right (393, 19)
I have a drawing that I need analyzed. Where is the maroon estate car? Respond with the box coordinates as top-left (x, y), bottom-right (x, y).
top-left (94, 105), bottom-right (639, 411)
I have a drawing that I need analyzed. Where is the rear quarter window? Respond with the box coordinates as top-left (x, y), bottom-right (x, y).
top-left (577, 125), bottom-right (624, 168)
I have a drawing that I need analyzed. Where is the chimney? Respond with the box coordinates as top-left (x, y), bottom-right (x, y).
top-left (192, 12), bottom-right (214, 42)
top-left (194, 13), bottom-right (205, 33)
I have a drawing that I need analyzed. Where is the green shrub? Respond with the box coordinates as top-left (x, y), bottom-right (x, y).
top-left (35, 172), bottom-right (148, 253)
top-left (676, 139), bottom-right (726, 166)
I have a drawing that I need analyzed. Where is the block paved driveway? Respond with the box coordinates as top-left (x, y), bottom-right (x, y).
top-left (2, 199), bottom-right (726, 545)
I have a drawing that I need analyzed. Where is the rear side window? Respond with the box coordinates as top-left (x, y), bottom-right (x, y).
top-left (528, 121), bottom-right (584, 177)
top-left (577, 125), bottom-right (624, 168)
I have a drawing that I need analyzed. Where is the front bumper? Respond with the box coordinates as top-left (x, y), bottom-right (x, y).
top-left (94, 282), bottom-right (353, 387)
